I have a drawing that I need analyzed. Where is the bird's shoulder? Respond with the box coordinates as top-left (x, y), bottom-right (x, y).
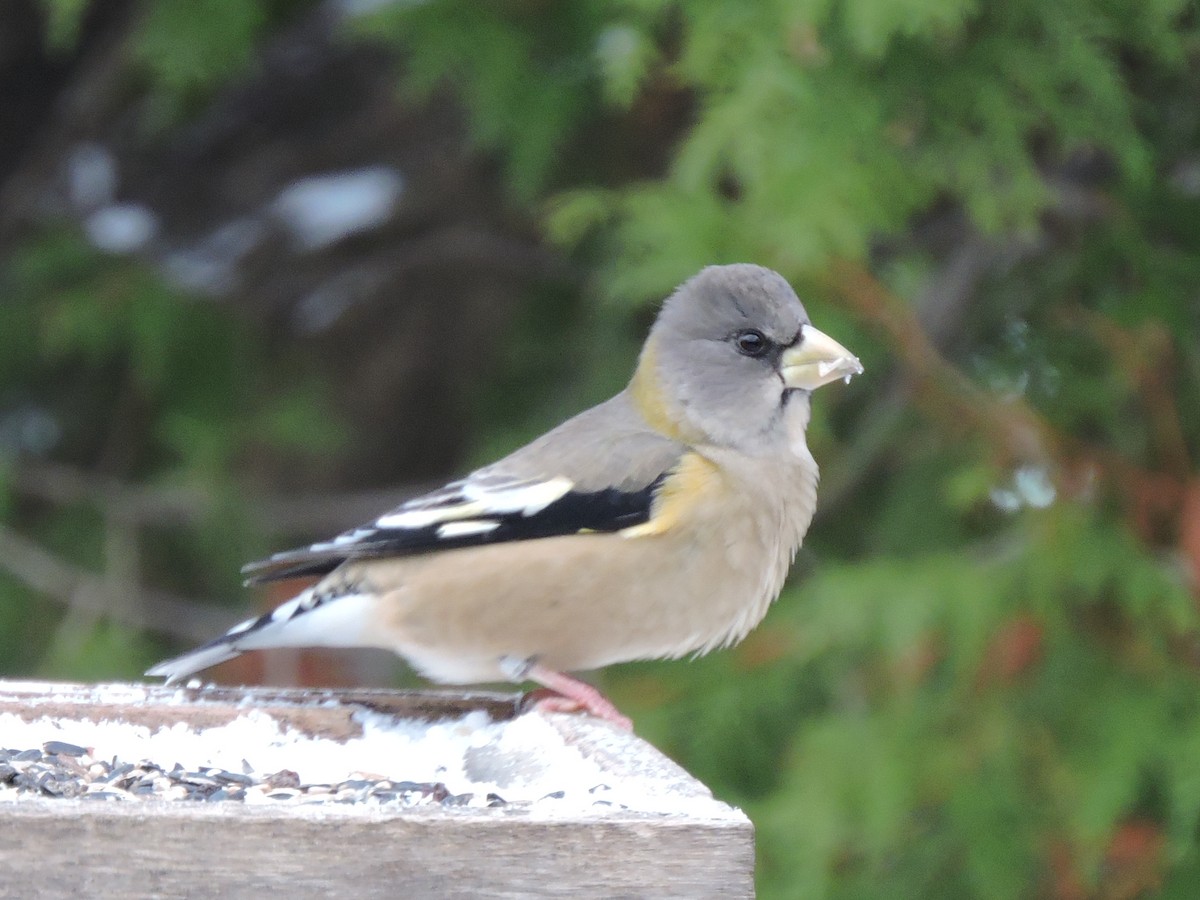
top-left (241, 392), bottom-right (688, 584)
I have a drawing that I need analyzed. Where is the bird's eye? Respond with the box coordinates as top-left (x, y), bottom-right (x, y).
top-left (734, 329), bottom-right (770, 358)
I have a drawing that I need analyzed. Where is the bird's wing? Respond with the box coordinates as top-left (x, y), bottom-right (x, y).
top-left (241, 395), bottom-right (685, 585)
top-left (241, 470), bottom-right (669, 584)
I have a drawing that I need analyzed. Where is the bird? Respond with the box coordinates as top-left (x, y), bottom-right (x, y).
top-left (146, 264), bottom-right (862, 730)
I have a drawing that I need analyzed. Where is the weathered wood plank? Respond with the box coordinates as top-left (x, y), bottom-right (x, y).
top-left (2, 800), bottom-right (753, 899)
top-left (0, 680), bottom-right (522, 738)
top-left (0, 681), bottom-right (755, 898)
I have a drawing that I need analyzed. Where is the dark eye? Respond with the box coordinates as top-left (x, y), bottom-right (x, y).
top-left (734, 329), bottom-right (770, 357)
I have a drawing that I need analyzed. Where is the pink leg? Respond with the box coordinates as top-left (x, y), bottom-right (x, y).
top-left (505, 658), bottom-right (632, 731)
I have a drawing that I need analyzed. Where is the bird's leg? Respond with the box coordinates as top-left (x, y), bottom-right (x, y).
top-left (500, 656), bottom-right (633, 731)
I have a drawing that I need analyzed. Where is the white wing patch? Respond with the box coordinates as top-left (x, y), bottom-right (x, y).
top-left (374, 475), bottom-right (573, 529)
top-left (436, 520), bottom-right (501, 539)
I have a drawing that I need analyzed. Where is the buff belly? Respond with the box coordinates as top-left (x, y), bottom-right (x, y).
top-left (364, 516), bottom-right (785, 684)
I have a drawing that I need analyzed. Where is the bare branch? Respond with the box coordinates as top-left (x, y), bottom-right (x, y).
top-left (11, 459), bottom-right (441, 534)
top-left (0, 524), bottom-right (239, 644)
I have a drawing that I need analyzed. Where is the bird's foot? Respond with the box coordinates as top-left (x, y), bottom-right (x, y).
top-left (522, 688), bottom-right (634, 732)
top-left (502, 657), bottom-right (633, 731)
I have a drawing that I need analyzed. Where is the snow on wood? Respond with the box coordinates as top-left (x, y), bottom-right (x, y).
top-left (0, 680), bottom-right (753, 899)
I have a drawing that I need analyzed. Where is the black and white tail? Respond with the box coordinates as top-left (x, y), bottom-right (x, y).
top-left (144, 587), bottom-right (376, 683)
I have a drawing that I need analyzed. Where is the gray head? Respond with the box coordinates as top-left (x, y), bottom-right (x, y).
top-left (628, 264), bottom-right (862, 453)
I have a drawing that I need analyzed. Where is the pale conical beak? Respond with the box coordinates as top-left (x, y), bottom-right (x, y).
top-left (780, 324), bottom-right (864, 390)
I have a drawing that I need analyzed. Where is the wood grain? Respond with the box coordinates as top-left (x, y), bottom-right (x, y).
top-left (1, 801), bottom-right (753, 899)
top-left (0, 681), bottom-right (755, 898)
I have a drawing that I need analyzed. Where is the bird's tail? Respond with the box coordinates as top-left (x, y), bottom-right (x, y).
top-left (144, 640), bottom-right (243, 685)
top-left (145, 586), bottom-right (377, 684)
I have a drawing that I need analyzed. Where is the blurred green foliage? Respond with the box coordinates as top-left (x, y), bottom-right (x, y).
top-left (363, 0), bottom-right (1189, 286)
top-left (0, 229), bottom-right (340, 678)
top-left (6, 0), bottom-right (1200, 896)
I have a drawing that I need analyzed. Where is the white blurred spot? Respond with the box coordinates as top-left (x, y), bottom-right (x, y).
top-left (66, 143), bottom-right (117, 210)
top-left (84, 204), bottom-right (158, 254)
top-left (595, 24), bottom-right (640, 65)
top-left (1014, 465), bottom-right (1056, 508)
top-left (990, 465), bottom-right (1056, 513)
top-left (292, 269), bottom-right (371, 333)
top-left (162, 218), bottom-right (266, 295)
top-left (0, 405), bottom-right (61, 455)
top-left (271, 166), bottom-right (404, 251)
top-left (989, 486), bottom-right (1021, 514)
top-left (1004, 318), bottom-right (1029, 353)
top-left (328, 0), bottom-right (426, 15)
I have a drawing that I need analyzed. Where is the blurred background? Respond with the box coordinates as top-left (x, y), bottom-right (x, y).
top-left (2, 0), bottom-right (1199, 895)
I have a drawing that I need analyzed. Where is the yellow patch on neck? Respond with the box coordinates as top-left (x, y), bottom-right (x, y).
top-left (620, 451), bottom-right (721, 538)
top-left (628, 338), bottom-right (695, 442)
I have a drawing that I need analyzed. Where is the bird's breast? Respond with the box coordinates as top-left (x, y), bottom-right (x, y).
top-left (615, 447), bottom-right (819, 660)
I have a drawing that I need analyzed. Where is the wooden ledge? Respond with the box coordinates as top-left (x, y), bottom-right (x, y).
top-left (0, 679), bottom-right (523, 740)
top-left (0, 680), bottom-right (754, 899)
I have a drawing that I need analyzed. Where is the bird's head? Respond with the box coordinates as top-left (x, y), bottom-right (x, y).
top-left (629, 264), bottom-right (863, 454)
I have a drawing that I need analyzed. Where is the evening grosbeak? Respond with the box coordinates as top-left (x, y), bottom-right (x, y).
top-left (147, 264), bottom-right (863, 729)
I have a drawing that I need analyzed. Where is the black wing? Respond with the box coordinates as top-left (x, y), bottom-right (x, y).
top-left (241, 471), bottom-right (666, 585)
